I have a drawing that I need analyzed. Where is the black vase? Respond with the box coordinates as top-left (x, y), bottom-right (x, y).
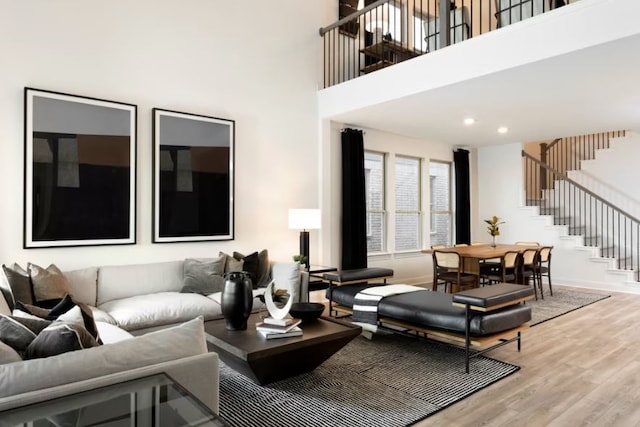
top-left (221, 271), bottom-right (253, 331)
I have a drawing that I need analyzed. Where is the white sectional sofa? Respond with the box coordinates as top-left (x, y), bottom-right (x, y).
top-left (0, 258), bottom-right (309, 416)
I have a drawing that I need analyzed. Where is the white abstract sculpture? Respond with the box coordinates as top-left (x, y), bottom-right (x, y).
top-left (264, 280), bottom-right (293, 320)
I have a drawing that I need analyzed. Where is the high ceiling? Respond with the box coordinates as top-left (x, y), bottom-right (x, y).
top-left (324, 30), bottom-right (640, 147)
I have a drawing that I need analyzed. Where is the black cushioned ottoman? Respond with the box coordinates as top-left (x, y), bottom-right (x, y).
top-left (323, 267), bottom-right (394, 284)
top-left (328, 284), bottom-right (531, 336)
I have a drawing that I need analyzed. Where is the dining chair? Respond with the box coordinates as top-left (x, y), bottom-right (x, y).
top-left (480, 250), bottom-right (520, 285)
top-left (521, 248), bottom-right (543, 299)
top-left (537, 246), bottom-right (553, 296)
top-left (515, 241), bottom-right (540, 246)
top-left (454, 243), bottom-right (469, 247)
top-left (432, 250), bottom-right (477, 293)
top-left (430, 245), bottom-right (448, 290)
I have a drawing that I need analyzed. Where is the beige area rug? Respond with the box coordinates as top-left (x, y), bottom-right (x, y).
top-left (526, 286), bottom-right (610, 326)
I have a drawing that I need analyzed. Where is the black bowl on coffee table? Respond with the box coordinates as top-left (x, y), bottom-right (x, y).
top-left (289, 302), bottom-right (324, 323)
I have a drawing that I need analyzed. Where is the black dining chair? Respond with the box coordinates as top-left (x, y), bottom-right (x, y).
top-left (480, 250), bottom-right (520, 285)
top-left (432, 250), bottom-right (477, 293)
top-left (537, 246), bottom-right (553, 296)
top-left (521, 248), bottom-right (543, 299)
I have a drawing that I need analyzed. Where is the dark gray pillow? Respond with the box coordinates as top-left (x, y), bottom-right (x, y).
top-left (24, 322), bottom-right (98, 359)
top-left (0, 313), bottom-right (51, 353)
top-left (256, 249), bottom-right (270, 287)
top-left (233, 249), bottom-right (269, 288)
top-left (15, 294), bottom-right (102, 343)
top-left (181, 257), bottom-right (226, 295)
top-left (2, 263), bottom-right (33, 306)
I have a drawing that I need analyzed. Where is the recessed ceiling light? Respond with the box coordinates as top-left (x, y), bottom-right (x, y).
top-left (497, 126), bottom-right (509, 134)
top-left (463, 118), bottom-right (475, 126)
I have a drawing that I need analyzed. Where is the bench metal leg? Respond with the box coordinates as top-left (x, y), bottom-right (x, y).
top-left (465, 303), bottom-right (471, 374)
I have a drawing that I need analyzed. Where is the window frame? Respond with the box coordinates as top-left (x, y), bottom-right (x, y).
top-left (428, 160), bottom-right (453, 247)
top-left (394, 154), bottom-right (422, 252)
top-left (365, 150), bottom-right (387, 254)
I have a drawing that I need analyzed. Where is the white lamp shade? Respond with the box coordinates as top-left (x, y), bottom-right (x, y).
top-left (288, 209), bottom-right (321, 230)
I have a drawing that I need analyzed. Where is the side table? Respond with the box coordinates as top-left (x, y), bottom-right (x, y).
top-left (307, 265), bottom-right (337, 296)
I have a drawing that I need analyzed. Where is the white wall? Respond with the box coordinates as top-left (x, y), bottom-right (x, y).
top-left (321, 122), bottom-right (454, 284)
top-left (476, 143), bottom-right (526, 244)
top-left (0, 0), bottom-right (330, 269)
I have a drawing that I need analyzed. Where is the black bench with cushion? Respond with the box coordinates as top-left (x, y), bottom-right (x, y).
top-left (327, 283), bottom-right (534, 372)
top-left (323, 268), bottom-right (394, 315)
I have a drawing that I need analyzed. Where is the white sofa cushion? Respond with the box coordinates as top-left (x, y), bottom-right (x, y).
top-left (99, 292), bottom-right (222, 331)
top-left (0, 286), bottom-right (10, 316)
top-left (89, 307), bottom-right (117, 325)
top-left (95, 321), bottom-right (133, 344)
top-left (0, 341), bottom-right (22, 365)
top-left (0, 316), bottom-right (207, 398)
top-left (97, 261), bottom-right (183, 305)
top-left (272, 262), bottom-right (302, 303)
top-left (64, 267), bottom-right (98, 306)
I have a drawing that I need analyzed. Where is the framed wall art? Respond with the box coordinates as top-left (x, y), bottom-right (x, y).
top-left (24, 88), bottom-right (137, 248)
top-left (152, 108), bottom-right (234, 243)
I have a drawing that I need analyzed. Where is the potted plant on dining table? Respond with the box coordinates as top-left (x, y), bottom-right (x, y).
top-left (485, 215), bottom-right (505, 247)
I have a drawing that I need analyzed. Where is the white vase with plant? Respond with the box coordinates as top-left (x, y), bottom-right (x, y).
top-left (484, 215), bottom-right (505, 247)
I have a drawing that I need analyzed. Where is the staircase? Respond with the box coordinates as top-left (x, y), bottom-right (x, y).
top-left (522, 131), bottom-right (640, 293)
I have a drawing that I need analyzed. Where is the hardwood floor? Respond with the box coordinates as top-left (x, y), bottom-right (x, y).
top-left (311, 286), bottom-right (640, 426)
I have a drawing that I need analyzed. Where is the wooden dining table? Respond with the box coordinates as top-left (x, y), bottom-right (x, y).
top-left (422, 243), bottom-right (540, 276)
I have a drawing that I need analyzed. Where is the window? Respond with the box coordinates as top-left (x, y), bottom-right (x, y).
top-left (365, 151), bottom-right (385, 253)
top-left (395, 156), bottom-right (421, 251)
top-left (413, 13), bottom-right (429, 53)
top-left (364, 1), bottom-right (403, 42)
top-left (429, 161), bottom-right (452, 246)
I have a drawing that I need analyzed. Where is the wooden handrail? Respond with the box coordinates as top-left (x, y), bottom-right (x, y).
top-left (522, 150), bottom-right (640, 223)
top-left (319, 0), bottom-right (387, 36)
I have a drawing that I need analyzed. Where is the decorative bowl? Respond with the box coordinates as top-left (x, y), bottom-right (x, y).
top-left (289, 302), bottom-right (324, 323)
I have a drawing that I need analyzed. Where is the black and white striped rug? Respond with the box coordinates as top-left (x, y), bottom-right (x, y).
top-left (218, 334), bottom-right (518, 427)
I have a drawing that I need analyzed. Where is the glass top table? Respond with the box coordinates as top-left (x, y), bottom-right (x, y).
top-left (1, 373), bottom-right (229, 427)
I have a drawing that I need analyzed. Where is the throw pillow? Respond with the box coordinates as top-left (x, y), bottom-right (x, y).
top-left (181, 256), bottom-right (226, 295)
top-left (23, 321), bottom-right (98, 359)
top-left (256, 249), bottom-right (270, 287)
top-left (28, 263), bottom-right (71, 306)
top-left (271, 262), bottom-right (301, 303)
top-left (220, 252), bottom-right (244, 274)
top-left (0, 313), bottom-right (51, 353)
top-left (14, 294), bottom-right (101, 343)
top-left (233, 251), bottom-right (260, 289)
top-left (2, 264), bottom-right (33, 307)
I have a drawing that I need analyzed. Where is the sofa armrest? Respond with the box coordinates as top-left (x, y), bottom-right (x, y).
top-left (0, 353), bottom-right (219, 418)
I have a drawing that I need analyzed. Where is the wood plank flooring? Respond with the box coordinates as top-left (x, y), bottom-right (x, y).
top-left (311, 286), bottom-right (640, 426)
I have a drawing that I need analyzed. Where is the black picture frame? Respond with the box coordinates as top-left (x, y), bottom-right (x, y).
top-left (152, 108), bottom-right (234, 243)
top-left (24, 88), bottom-right (137, 248)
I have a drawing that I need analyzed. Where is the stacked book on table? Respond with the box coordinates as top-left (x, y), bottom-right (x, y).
top-left (256, 317), bottom-right (302, 339)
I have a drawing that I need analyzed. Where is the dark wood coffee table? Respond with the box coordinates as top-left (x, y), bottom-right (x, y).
top-left (204, 313), bottom-right (361, 385)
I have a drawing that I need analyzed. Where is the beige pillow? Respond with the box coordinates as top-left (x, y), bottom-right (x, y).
top-left (28, 264), bottom-right (71, 304)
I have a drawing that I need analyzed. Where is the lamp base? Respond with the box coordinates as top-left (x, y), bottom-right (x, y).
top-left (299, 230), bottom-right (310, 270)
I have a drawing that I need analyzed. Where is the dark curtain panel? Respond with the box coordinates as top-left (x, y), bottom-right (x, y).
top-left (341, 128), bottom-right (367, 269)
top-left (453, 149), bottom-right (471, 244)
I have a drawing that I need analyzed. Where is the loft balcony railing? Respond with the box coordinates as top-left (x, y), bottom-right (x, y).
top-left (320, 0), bottom-right (578, 88)
top-left (523, 150), bottom-right (640, 282)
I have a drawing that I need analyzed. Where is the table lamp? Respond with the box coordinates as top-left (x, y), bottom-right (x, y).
top-left (288, 209), bottom-right (321, 270)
